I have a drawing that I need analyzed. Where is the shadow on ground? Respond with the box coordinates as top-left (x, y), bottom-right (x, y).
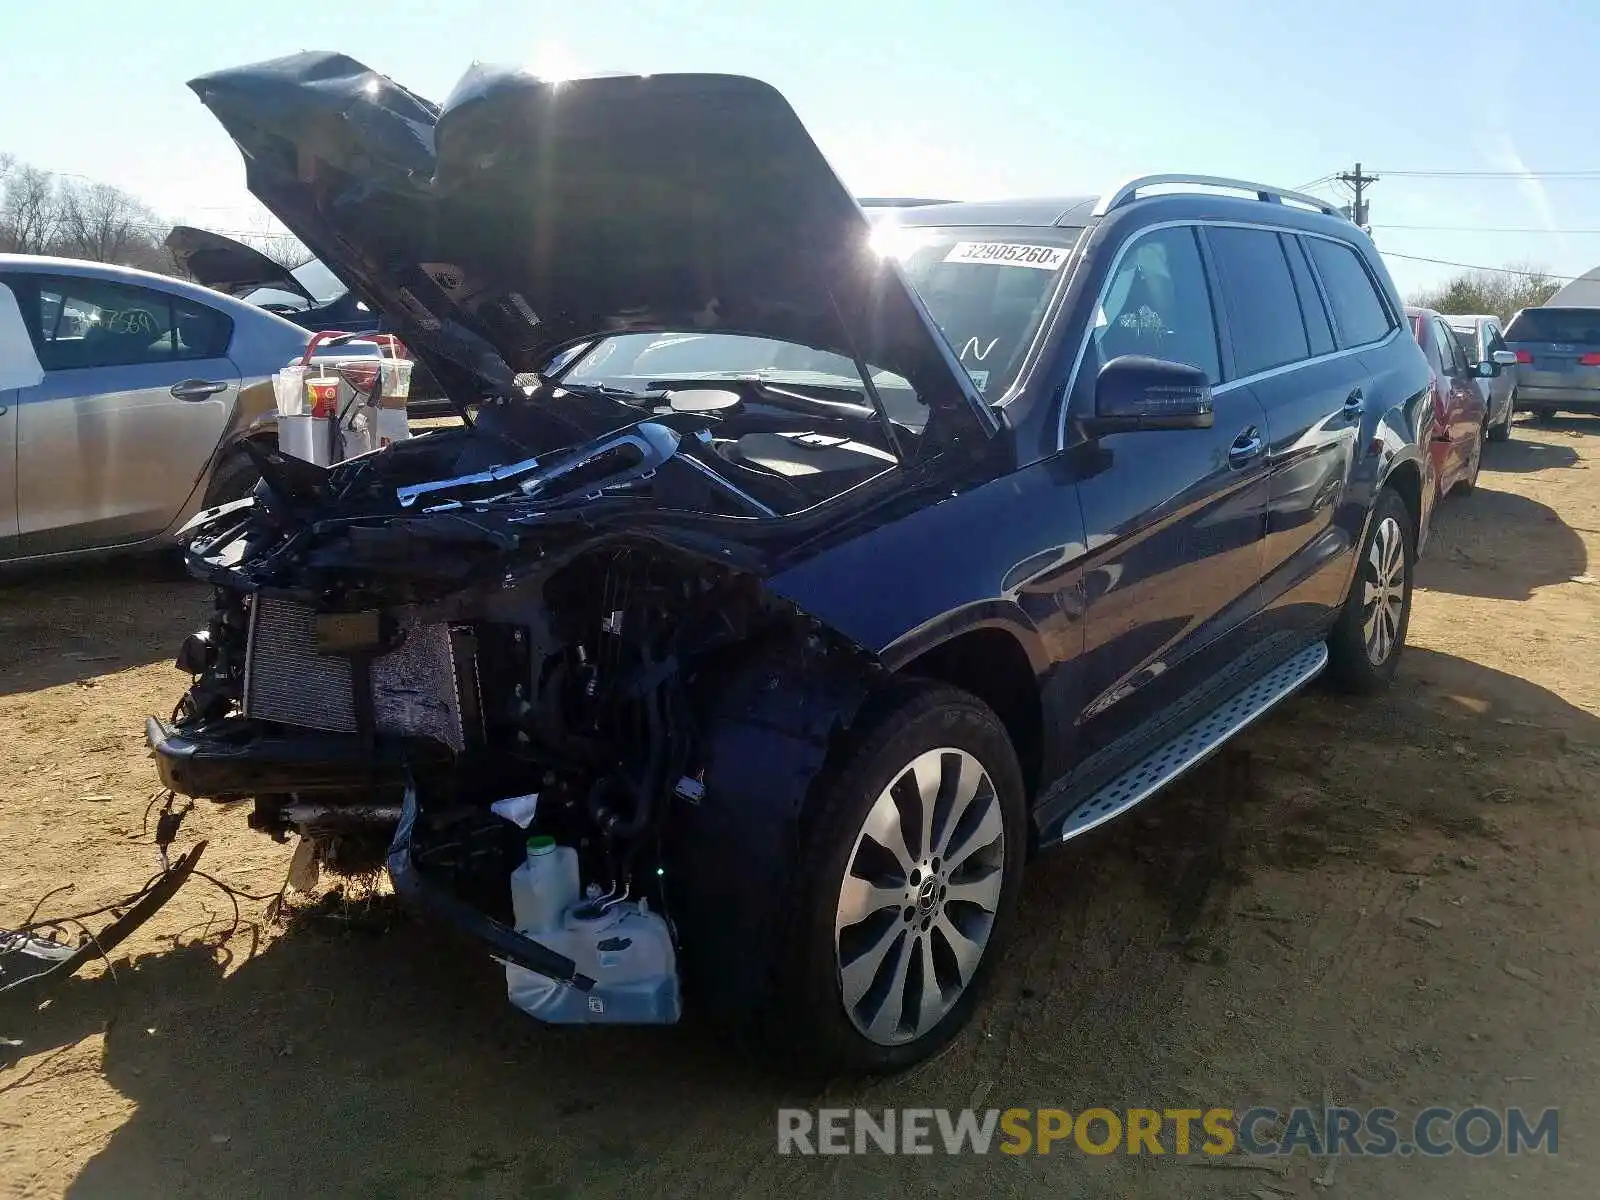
top-left (3, 649), bottom-right (1593, 1200)
top-left (0, 556), bottom-right (204, 695)
top-left (1417, 485), bottom-right (1586, 601)
top-left (1482, 432), bottom-right (1580, 473)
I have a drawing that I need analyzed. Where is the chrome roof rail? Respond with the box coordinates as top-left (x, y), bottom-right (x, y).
top-left (1092, 174), bottom-right (1344, 219)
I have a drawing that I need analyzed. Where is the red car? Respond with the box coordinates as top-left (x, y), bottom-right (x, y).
top-left (1407, 306), bottom-right (1493, 499)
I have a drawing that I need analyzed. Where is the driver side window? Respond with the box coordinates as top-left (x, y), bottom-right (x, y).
top-left (1092, 225), bottom-right (1221, 384)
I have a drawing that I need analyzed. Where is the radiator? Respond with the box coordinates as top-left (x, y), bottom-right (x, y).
top-left (243, 596), bottom-right (467, 751)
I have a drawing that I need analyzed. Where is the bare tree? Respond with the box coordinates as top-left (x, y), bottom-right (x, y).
top-left (57, 179), bottom-right (165, 268)
top-left (247, 234), bottom-right (313, 270)
top-left (1409, 264), bottom-right (1562, 322)
top-left (0, 163), bottom-right (64, 254)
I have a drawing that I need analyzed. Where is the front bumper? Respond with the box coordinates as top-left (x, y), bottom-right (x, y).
top-left (147, 717), bottom-right (415, 800)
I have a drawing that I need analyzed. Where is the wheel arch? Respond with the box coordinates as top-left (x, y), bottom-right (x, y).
top-left (1381, 456), bottom-right (1423, 543)
top-left (893, 624), bottom-right (1045, 801)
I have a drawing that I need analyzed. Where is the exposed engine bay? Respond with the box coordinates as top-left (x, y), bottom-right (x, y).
top-left (153, 52), bottom-right (1004, 1038)
top-left (154, 394), bottom-right (895, 1023)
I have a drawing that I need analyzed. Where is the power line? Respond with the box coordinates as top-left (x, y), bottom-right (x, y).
top-left (1370, 169), bottom-right (1600, 180)
top-left (1380, 251), bottom-right (1578, 280)
top-left (1374, 223), bottom-right (1600, 234)
top-left (1293, 173), bottom-right (1335, 193)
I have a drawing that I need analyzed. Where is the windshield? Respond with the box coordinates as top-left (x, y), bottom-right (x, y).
top-left (289, 258), bottom-right (346, 303)
top-left (1505, 308), bottom-right (1600, 343)
top-left (1449, 325), bottom-right (1480, 360)
top-left (561, 331), bottom-right (927, 430)
top-left (241, 258), bottom-right (347, 309)
top-left (871, 223), bottom-right (1084, 400)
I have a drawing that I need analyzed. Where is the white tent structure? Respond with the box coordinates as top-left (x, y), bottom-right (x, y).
top-left (1546, 267), bottom-right (1600, 308)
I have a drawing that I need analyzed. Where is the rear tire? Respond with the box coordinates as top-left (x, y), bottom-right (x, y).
top-left (724, 682), bottom-right (1027, 1075)
top-left (1326, 487), bottom-right (1414, 694)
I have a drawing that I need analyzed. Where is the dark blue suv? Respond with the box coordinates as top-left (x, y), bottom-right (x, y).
top-left (154, 58), bottom-right (1435, 1074)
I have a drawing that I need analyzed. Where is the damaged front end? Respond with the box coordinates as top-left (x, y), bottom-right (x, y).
top-left (150, 411), bottom-right (886, 1024)
top-left (152, 52), bottom-right (1004, 1029)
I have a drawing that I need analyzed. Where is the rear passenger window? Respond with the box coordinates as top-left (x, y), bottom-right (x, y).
top-left (29, 276), bottom-right (231, 370)
top-left (1284, 236), bottom-right (1335, 357)
top-left (1207, 226), bottom-right (1308, 376)
top-left (1304, 238), bottom-right (1394, 348)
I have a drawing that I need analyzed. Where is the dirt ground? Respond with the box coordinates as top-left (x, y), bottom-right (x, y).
top-left (2, 417), bottom-right (1599, 1199)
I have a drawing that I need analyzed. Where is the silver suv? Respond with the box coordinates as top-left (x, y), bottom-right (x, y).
top-left (1445, 313), bottom-right (1518, 440)
top-left (1502, 305), bottom-right (1600, 422)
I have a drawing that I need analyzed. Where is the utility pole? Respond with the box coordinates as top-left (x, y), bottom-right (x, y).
top-left (1337, 162), bottom-right (1378, 230)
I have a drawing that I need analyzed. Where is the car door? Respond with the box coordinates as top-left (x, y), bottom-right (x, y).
top-left (1483, 319), bottom-right (1514, 423)
top-left (1204, 227), bottom-right (1364, 633)
top-left (10, 271), bottom-right (239, 556)
top-left (1070, 222), bottom-right (1270, 759)
top-left (1434, 316), bottom-right (1484, 455)
top-left (0, 277), bottom-right (43, 558)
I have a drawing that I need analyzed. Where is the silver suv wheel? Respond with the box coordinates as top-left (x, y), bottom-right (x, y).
top-left (834, 747), bottom-right (1005, 1046)
top-left (1362, 515), bottom-right (1406, 665)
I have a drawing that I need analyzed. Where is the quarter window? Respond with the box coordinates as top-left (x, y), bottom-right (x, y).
top-left (1284, 235), bottom-right (1335, 357)
top-left (1090, 225), bottom-right (1221, 384)
top-left (1207, 225), bottom-right (1309, 377)
top-left (1303, 238), bottom-right (1395, 348)
top-left (25, 276), bottom-right (231, 371)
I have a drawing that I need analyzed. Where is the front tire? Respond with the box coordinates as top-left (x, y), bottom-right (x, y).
top-left (769, 683), bottom-right (1026, 1074)
top-left (1488, 391), bottom-right (1514, 442)
top-left (1326, 487), bottom-right (1414, 694)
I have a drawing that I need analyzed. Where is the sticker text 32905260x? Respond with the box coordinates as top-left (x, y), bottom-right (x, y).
top-left (942, 242), bottom-right (1072, 271)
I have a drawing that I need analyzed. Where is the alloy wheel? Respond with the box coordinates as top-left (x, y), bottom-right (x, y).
top-left (1361, 516), bottom-right (1406, 666)
top-left (834, 747), bottom-right (1005, 1046)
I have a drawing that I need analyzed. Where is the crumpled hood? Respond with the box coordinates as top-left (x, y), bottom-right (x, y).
top-left (185, 52), bottom-right (993, 442)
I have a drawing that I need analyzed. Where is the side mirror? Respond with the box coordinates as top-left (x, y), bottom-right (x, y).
top-left (1491, 350), bottom-right (1518, 367)
top-left (1086, 355), bottom-right (1214, 434)
top-left (1475, 359), bottom-right (1501, 378)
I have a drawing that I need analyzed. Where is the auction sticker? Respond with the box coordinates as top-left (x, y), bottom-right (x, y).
top-left (943, 242), bottom-right (1072, 271)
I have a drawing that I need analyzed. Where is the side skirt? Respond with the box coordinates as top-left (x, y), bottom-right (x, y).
top-left (1042, 641), bottom-right (1328, 845)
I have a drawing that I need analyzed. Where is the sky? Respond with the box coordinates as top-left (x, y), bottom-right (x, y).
top-left (6, 0), bottom-right (1600, 297)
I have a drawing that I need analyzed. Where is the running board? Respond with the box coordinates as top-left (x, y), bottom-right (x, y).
top-left (1057, 642), bottom-right (1329, 843)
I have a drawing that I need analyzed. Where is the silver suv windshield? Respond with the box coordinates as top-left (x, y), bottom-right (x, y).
top-left (872, 223), bottom-right (1084, 399)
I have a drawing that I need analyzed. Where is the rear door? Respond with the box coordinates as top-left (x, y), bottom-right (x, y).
top-left (0, 277), bottom-right (42, 557)
top-left (1205, 227), bottom-right (1365, 631)
top-left (12, 272), bottom-right (239, 556)
top-left (1072, 222), bottom-right (1271, 759)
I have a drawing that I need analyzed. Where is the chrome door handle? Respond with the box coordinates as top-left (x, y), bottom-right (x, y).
top-left (170, 379), bottom-right (228, 401)
top-left (1228, 429), bottom-right (1265, 468)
